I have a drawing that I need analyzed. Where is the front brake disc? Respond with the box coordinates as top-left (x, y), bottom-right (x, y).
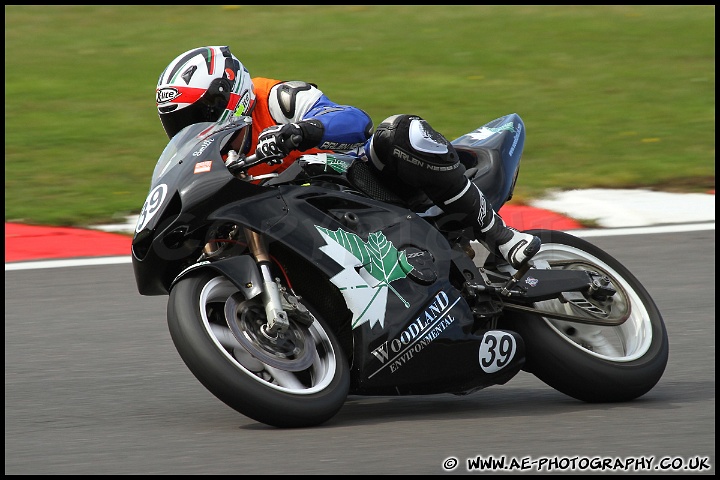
top-left (224, 293), bottom-right (314, 371)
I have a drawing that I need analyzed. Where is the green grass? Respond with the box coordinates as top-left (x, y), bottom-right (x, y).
top-left (5, 5), bottom-right (715, 227)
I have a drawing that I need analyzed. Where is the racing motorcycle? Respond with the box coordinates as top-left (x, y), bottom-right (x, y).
top-left (131, 113), bottom-right (668, 428)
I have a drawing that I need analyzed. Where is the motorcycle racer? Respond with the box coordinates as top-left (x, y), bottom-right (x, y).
top-left (155, 45), bottom-right (540, 269)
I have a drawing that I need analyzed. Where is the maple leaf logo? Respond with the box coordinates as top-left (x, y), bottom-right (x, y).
top-left (316, 226), bottom-right (414, 329)
top-left (300, 153), bottom-right (350, 173)
top-left (466, 121), bottom-right (516, 142)
top-left (325, 155), bottom-right (349, 173)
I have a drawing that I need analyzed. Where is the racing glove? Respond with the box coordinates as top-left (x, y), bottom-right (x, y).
top-left (255, 119), bottom-right (325, 165)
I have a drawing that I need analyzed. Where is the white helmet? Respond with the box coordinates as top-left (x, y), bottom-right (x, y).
top-left (156, 46), bottom-right (255, 139)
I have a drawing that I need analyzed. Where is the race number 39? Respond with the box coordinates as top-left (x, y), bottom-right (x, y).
top-left (478, 331), bottom-right (516, 373)
top-left (135, 184), bottom-right (168, 233)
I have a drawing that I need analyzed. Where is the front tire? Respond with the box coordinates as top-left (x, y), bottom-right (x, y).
top-left (500, 229), bottom-right (669, 403)
top-left (167, 270), bottom-right (350, 428)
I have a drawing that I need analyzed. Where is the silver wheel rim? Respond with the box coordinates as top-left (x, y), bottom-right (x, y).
top-left (533, 243), bottom-right (654, 362)
top-left (198, 276), bottom-right (339, 394)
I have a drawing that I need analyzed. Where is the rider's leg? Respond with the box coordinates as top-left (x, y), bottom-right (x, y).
top-left (366, 114), bottom-right (541, 268)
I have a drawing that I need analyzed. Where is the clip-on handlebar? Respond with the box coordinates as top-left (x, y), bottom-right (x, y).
top-left (226, 153), bottom-right (260, 174)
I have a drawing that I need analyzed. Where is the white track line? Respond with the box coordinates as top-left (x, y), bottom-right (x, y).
top-left (5, 222), bottom-right (714, 272)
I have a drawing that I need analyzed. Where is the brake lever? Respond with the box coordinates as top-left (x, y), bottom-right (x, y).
top-left (227, 144), bottom-right (299, 175)
top-left (226, 153), bottom-right (259, 174)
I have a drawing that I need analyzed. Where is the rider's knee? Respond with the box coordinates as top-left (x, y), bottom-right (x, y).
top-left (367, 114), bottom-right (463, 191)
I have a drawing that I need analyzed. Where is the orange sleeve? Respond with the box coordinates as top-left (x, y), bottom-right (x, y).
top-left (247, 77), bottom-right (333, 178)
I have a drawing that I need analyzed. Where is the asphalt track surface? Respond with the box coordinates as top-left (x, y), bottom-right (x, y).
top-left (4, 224), bottom-right (715, 475)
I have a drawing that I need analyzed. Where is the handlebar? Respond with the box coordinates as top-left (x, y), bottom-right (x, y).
top-left (226, 132), bottom-right (302, 174)
top-left (226, 153), bottom-right (260, 174)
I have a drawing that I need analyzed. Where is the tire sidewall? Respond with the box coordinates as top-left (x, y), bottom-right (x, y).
top-left (167, 270), bottom-right (350, 427)
top-left (500, 229), bottom-right (669, 402)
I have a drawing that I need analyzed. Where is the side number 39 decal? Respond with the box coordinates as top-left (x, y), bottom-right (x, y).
top-left (478, 331), bottom-right (516, 373)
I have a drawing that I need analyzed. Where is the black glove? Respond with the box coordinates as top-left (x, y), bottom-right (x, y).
top-left (255, 120), bottom-right (325, 165)
top-left (256, 123), bottom-right (302, 164)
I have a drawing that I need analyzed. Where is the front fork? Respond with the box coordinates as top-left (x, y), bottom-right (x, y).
top-left (245, 228), bottom-right (290, 337)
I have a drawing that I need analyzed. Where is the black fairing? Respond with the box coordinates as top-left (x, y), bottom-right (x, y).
top-left (132, 119), bottom-right (268, 295)
top-left (133, 114), bottom-right (529, 395)
top-left (225, 183), bottom-right (524, 394)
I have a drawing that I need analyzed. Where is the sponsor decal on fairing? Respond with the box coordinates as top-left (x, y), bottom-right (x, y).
top-left (315, 225), bottom-right (414, 329)
top-left (466, 121), bottom-right (516, 142)
top-left (301, 153), bottom-right (350, 173)
top-left (193, 160), bottom-right (212, 174)
top-left (192, 138), bottom-right (215, 157)
top-left (368, 290), bottom-right (461, 377)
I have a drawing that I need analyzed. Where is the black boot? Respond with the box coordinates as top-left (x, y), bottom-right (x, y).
top-left (476, 211), bottom-right (541, 269)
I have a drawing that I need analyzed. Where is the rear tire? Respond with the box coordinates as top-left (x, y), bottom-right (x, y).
top-left (167, 270), bottom-right (350, 427)
top-left (499, 229), bottom-right (669, 402)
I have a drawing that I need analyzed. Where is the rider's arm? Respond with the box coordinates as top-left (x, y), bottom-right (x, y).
top-left (268, 81), bottom-right (373, 151)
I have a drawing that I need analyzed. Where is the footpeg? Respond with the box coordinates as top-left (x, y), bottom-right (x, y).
top-left (500, 261), bottom-right (534, 296)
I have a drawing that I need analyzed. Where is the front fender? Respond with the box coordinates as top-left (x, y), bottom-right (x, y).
top-left (170, 255), bottom-right (263, 300)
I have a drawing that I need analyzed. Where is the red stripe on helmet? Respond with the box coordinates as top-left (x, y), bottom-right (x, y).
top-left (156, 86), bottom-right (206, 106)
top-left (228, 92), bottom-right (241, 111)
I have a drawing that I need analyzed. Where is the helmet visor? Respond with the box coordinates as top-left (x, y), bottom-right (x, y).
top-left (159, 87), bottom-right (230, 139)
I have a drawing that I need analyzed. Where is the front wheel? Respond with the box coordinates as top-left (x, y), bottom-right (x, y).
top-left (167, 270), bottom-right (350, 428)
top-left (500, 229), bottom-right (669, 403)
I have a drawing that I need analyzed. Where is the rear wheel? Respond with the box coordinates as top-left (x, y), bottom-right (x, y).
top-left (499, 229), bottom-right (669, 402)
top-left (167, 270), bottom-right (350, 427)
